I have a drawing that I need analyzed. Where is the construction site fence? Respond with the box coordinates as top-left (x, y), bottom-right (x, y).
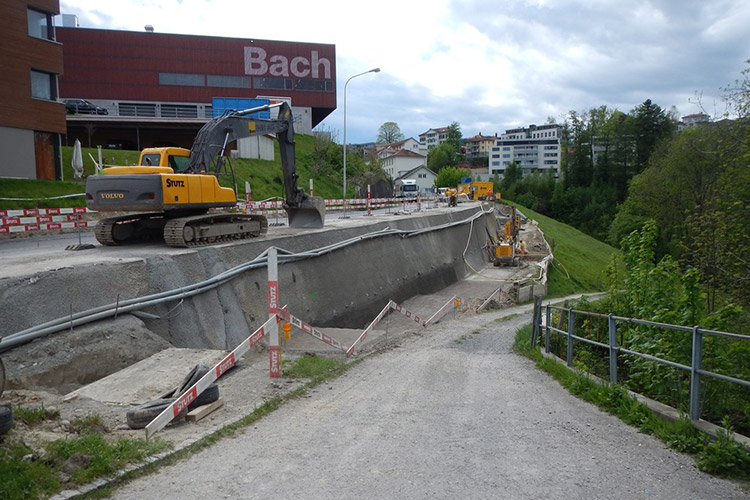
top-left (0, 196), bottom-right (444, 235)
top-left (530, 298), bottom-right (750, 421)
top-left (0, 207), bottom-right (90, 234)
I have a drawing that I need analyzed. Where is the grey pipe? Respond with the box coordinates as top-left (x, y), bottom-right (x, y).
top-left (0, 207), bottom-right (491, 353)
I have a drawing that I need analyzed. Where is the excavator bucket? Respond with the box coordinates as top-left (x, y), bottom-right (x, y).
top-left (286, 195), bottom-right (326, 228)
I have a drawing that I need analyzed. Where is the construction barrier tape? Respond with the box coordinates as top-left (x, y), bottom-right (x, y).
top-left (145, 314), bottom-right (277, 438)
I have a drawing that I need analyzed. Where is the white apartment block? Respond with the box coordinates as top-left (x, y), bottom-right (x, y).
top-left (418, 126), bottom-right (450, 150)
top-left (489, 124), bottom-right (562, 178)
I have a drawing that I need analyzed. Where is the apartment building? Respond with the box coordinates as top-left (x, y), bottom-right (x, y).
top-left (381, 149), bottom-right (427, 179)
top-left (418, 126), bottom-right (450, 150)
top-left (464, 133), bottom-right (498, 159)
top-left (0, 0), bottom-right (65, 179)
top-left (489, 124), bottom-right (561, 178)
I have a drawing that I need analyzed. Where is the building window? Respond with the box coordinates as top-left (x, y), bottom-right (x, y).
top-left (254, 77), bottom-right (293, 90)
top-left (207, 75), bottom-right (250, 89)
top-left (159, 73), bottom-right (205, 87)
top-left (295, 79), bottom-right (334, 92)
top-left (30, 70), bottom-right (55, 100)
top-left (28, 8), bottom-right (54, 41)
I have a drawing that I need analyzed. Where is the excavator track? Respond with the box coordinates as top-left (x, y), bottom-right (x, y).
top-left (95, 213), bottom-right (168, 245)
top-left (163, 213), bottom-right (268, 247)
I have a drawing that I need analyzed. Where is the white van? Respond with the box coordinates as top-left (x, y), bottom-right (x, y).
top-left (395, 179), bottom-right (419, 198)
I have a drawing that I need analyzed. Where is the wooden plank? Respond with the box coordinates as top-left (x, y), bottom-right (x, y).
top-left (186, 399), bottom-right (224, 422)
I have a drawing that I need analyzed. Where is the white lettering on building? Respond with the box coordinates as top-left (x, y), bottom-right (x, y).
top-left (244, 47), bottom-right (331, 79)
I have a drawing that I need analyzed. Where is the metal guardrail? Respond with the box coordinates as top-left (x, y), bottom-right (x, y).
top-left (532, 299), bottom-right (750, 421)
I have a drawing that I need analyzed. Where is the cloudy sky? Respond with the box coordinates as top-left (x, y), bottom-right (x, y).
top-left (59, 0), bottom-right (749, 143)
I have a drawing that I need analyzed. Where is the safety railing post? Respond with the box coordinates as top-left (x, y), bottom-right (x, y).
top-left (689, 326), bottom-right (703, 420)
top-left (544, 304), bottom-right (551, 353)
top-left (608, 314), bottom-right (617, 383)
top-left (531, 298), bottom-right (539, 348)
top-left (268, 247), bottom-right (280, 378)
top-left (567, 308), bottom-right (574, 367)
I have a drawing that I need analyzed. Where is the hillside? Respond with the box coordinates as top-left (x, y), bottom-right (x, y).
top-left (0, 136), bottom-right (349, 210)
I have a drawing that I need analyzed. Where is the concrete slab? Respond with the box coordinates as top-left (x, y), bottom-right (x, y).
top-left (70, 347), bottom-right (227, 405)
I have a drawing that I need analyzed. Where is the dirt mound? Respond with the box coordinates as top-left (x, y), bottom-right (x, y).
top-left (3, 314), bottom-right (170, 394)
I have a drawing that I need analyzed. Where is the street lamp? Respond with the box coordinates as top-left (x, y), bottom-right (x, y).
top-left (342, 67), bottom-right (380, 218)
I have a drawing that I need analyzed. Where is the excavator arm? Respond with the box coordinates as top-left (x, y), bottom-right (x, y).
top-left (187, 102), bottom-right (324, 228)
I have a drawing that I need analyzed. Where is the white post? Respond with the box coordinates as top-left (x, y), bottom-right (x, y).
top-left (367, 184), bottom-right (372, 216)
top-left (245, 181), bottom-right (251, 203)
top-left (268, 247), bottom-right (280, 378)
top-left (309, 178), bottom-right (314, 197)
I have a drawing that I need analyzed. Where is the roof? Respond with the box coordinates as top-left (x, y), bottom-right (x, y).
top-left (418, 126), bottom-right (450, 136)
top-left (465, 133), bottom-right (497, 143)
top-left (389, 149), bottom-right (426, 158)
top-left (375, 137), bottom-right (420, 154)
top-left (379, 137), bottom-right (416, 149)
top-left (395, 164), bottom-right (437, 180)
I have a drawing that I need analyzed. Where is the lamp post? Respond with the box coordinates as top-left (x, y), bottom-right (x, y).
top-left (342, 67), bottom-right (380, 218)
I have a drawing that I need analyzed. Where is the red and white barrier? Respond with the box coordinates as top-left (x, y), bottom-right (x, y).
top-left (0, 207), bottom-right (90, 234)
top-left (280, 309), bottom-right (348, 353)
top-left (145, 313), bottom-right (278, 438)
top-left (0, 207), bottom-right (88, 217)
top-left (268, 247), bottom-right (281, 378)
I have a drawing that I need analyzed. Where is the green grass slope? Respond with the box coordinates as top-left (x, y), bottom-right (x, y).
top-left (1, 136), bottom-right (347, 210)
top-left (509, 202), bottom-right (621, 297)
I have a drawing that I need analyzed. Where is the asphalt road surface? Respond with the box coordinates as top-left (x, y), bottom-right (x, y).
top-left (107, 306), bottom-right (744, 499)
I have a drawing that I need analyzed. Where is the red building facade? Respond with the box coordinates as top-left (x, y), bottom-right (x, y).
top-left (57, 27), bottom-right (336, 124)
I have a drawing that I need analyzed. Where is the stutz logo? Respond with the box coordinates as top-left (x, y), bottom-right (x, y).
top-left (100, 193), bottom-right (124, 199)
top-left (216, 353), bottom-right (235, 377)
top-left (165, 178), bottom-right (185, 188)
top-left (173, 387), bottom-right (197, 417)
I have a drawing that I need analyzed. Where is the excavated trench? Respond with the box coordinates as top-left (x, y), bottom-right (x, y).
top-left (0, 205), bottom-right (503, 394)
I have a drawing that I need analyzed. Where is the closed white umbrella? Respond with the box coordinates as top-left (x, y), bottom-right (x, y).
top-left (72, 139), bottom-right (84, 179)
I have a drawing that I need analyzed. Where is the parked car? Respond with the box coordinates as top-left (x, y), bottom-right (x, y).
top-left (64, 99), bottom-right (108, 115)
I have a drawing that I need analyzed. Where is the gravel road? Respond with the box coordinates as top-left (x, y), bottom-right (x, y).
top-left (108, 305), bottom-right (745, 499)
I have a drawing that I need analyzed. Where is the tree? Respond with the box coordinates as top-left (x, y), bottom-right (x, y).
top-left (446, 122), bottom-right (462, 152)
top-left (426, 142), bottom-right (458, 172)
top-left (630, 99), bottom-right (676, 174)
top-left (376, 122), bottom-right (404, 144)
top-left (500, 161), bottom-right (522, 191)
top-left (612, 118), bottom-right (750, 310)
top-left (435, 167), bottom-right (470, 188)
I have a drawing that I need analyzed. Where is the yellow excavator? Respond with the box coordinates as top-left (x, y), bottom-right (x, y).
top-left (85, 102), bottom-right (325, 247)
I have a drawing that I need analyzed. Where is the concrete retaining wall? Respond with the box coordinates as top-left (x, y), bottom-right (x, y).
top-left (0, 206), bottom-right (497, 352)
